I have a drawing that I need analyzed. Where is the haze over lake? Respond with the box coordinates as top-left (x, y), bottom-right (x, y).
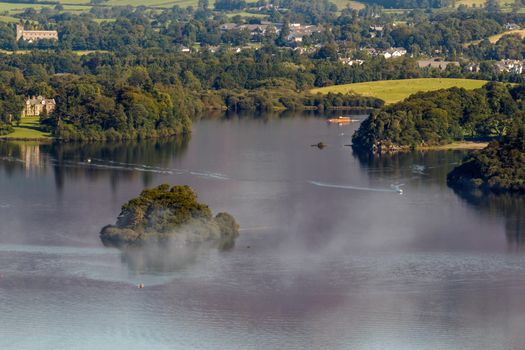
top-left (1, 115), bottom-right (525, 350)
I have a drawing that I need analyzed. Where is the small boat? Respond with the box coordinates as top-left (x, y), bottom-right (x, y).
top-left (327, 116), bottom-right (359, 124)
top-left (391, 184), bottom-right (405, 195)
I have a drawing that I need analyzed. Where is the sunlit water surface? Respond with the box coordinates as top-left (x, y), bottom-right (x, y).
top-left (1, 115), bottom-right (525, 350)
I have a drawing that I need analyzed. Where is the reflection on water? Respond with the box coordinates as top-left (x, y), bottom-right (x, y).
top-left (117, 242), bottom-right (236, 274)
top-left (354, 149), bottom-right (465, 186)
top-left (1, 136), bottom-right (190, 190)
top-left (451, 188), bottom-right (525, 250)
top-left (356, 150), bottom-right (525, 248)
top-left (2, 115), bottom-right (525, 349)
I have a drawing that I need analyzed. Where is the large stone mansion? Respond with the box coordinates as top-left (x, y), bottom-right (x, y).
top-left (23, 96), bottom-right (56, 117)
top-left (16, 24), bottom-right (58, 43)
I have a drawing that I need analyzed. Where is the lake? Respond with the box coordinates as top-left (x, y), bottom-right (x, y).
top-left (1, 115), bottom-right (525, 350)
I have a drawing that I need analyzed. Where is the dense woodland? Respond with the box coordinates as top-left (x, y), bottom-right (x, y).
top-left (0, 48), bottom-right (386, 140)
top-left (352, 82), bottom-right (525, 152)
top-left (447, 126), bottom-right (525, 193)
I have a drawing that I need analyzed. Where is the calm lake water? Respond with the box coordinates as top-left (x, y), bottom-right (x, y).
top-left (1, 115), bottom-right (525, 350)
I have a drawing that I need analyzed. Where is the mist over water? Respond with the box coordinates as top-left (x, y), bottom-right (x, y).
top-left (1, 115), bottom-right (525, 349)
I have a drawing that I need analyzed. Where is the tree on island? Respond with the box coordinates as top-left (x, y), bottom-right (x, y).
top-left (101, 184), bottom-right (239, 248)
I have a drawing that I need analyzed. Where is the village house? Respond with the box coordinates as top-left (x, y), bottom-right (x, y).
top-left (23, 96), bottom-right (56, 117)
top-left (360, 47), bottom-right (407, 59)
top-left (16, 24), bottom-right (58, 43)
top-left (361, 47), bottom-right (378, 56)
top-left (286, 23), bottom-right (322, 43)
top-left (382, 47), bottom-right (407, 59)
top-left (258, 3), bottom-right (276, 11)
top-left (504, 23), bottom-right (520, 31)
top-left (465, 63), bottom-right (480, 73)
top-left (206, 45), bottom-right (221, 53)
top-left (220, 21), bottom-right (282, 37)
top-left (369, 25), bottom-right (384, 38)
top-left (293, 46), bottom-right (317, 55)
top-left (339, 58), bottom-right (364, 66)
top-left (495, 59), bottom-right (524, 74)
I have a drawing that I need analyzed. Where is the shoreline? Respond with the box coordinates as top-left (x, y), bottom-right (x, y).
top-left (0, 137), bottom-right (53, 142)
top-left (417, 141), bottom-right (489, 151)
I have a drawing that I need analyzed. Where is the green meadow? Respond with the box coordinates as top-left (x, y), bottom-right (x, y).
top-left (311, 78), bottom-right (488, 104)
top-left (1, 116), bottom-right (51, 141)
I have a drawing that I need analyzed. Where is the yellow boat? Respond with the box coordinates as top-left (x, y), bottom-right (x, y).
top-left (327, 116), bottom-right (358, 124)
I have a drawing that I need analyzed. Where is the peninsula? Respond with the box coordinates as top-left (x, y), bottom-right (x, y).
top-left (447, 129), bottom-right (525, 194)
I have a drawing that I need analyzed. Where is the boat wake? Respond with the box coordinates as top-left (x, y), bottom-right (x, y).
top-left (56, 158), bottom-right (231, 180)
top-left (309, 181), bottom-right (404, 194)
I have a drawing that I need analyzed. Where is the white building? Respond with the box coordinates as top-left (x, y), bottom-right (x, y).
top-left (495, 60), bottom-right (524, 74)
top-left (382, 47), bottom-right (407, 59)
top-left (339, 58), bottom-right (364, 66)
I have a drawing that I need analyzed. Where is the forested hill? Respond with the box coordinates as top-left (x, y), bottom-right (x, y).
top-left (447, 127), bottom-right (525, 193)
top-left (352, 82), bottom-right (525, 153)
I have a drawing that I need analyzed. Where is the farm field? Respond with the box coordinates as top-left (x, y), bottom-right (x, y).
top-left (0, 0), bottom-right (206, 14)
top-left (311, 78), bottom-right (488, 104)
top-left (0, 2), bottom-right (88, 14)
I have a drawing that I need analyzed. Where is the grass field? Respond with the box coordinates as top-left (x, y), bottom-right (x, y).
top-left (331, 0), bottom-right (365, 10)
top-left (465, 29), bottom-right (525, 47)
top-left (487, 29), bottom-right (525, 43)
top-left (0, 15), bottom-right (18, 22)
top-left (2, 116), bottom-right (51, 140)
top-left (0, 2), bottom-right (89, 14)
top-left (0, 0), bottom-right (197, 14)
top-left (454, 0), bottom-right (485, 7)
top-left (311, 78), bottom-right (488, 104)
top-left (417, 141), bottom-right (488, 150)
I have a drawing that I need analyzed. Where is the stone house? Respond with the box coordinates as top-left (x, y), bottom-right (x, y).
top-left (16, 24), bottom-right (58, 43)
top-left (23, 96), bottom-right (56, 117)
